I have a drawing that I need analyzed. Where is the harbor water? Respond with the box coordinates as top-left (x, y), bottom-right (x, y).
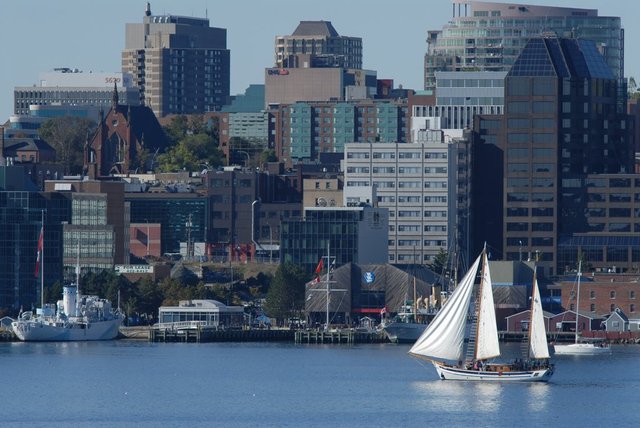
top-left (1, 341), bottom-right (638, 427)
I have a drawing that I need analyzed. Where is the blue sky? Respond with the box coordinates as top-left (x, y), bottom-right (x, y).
top-left (0, 0), bottom-right (635, 121)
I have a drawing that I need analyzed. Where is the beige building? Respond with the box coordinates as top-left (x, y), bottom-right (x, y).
top-left (303, 177), bottom-right (344, 208)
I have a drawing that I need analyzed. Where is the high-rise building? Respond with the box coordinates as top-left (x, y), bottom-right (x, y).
top-left (270, 99), bottom-right (409, 167)
top-left (122, 3), bottom-right (230, 117)
top-left (425, 1), bottom-right (624, 93)
top-left (275, 21), bottom-right (362, 70)
top-left (266, 21), bottom-right (375, 108)
top-left (472, 37), bottom-right (636, 276)
top-left (343, 133), bottom-right (465, 265)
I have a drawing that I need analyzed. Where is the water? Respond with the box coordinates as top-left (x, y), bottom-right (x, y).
top-left (1, 341), bottom-right (638, 427)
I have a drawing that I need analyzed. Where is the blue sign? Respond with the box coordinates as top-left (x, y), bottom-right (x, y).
top-left (363, 272), bottom-right (375, 284)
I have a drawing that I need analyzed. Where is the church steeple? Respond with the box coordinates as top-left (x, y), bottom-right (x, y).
top-left (112, 81), bottom-right (119, 108)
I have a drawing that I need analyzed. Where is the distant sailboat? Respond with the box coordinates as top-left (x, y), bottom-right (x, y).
top-left (409, 248), bottom-right (554, 382)
top-left (553, 261), bottom-right (611, 355)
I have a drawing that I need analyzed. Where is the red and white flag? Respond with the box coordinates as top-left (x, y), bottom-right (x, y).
top-left (314, 258), bottom-right (324, 275)
top-left (34, 226), bottom-right (43, 278)
top-left (380, 306), bottom-right (387, 316)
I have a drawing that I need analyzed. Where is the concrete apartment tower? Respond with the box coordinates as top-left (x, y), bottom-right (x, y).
top-left (275, 21), bottom-right (362, 70)
top-left (122, 2), bottom-right (230, 117)
top-left (424, 1), bottom-right (623, 92)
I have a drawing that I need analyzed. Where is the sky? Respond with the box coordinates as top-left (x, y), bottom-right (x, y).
top-left (0, 0), bottom-right (636, 121)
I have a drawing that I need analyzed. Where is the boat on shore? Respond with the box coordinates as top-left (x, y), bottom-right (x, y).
top-left (409, 247), bottom-right (554, 382)
top-left (553, 261), bottom-right (611, 355)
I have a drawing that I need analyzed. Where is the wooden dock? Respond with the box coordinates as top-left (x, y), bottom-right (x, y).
top-left (294, 329), bottom-right (386, 344)
top-left (148, 326), bottom-right (295, 343)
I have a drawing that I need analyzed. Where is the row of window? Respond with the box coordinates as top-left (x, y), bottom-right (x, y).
top-left (377, 196), bottom-right (448, 203)
top-left (570, 303), bottom-right (636, 314)
top-left (389, 240), bottom-right (447, 247)
top-left (347, 152), bottom-right (447, 159)
top-left (347, 180), bottom-right (447, 188)
top-left (346, 166), bottom-right (448, 174)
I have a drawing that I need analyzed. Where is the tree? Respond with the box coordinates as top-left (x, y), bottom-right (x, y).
top-left (156, 133), bottom-right (224, 172)
top-left (38, 116), bottom-right (96, 175)
top-left (429, 248), bottom-right (449, 275)
top-left (263, 263), bottom-right (310, 323)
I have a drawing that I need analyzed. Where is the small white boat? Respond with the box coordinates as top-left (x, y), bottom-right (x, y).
top-left (409, 248), bottom-right (554, 382)
top-left (553, 342), bottom-right (610, 355)
top-left (553, 262), bottom-right (611, 355)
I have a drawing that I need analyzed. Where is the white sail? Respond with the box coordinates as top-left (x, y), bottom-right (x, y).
top-left (528, 273), bottom-right (550, 359)
top-left (409, 254), bottom-right (482, 362)
top-left (475, 253), bottom-right (500, 360)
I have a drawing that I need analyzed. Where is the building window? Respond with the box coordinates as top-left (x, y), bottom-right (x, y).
top-left (590, 290), bottom-right (595, 299)
top-left (590, 304), bottom-right (595, 312)
top-left (631, 304), bottom-right (636, 313)
top-left (610, 290), bottom-right (616, 299)
top-left (631, 291), bottom-right (636, 299)
top-left (610, 304), bottom-right (616, 312)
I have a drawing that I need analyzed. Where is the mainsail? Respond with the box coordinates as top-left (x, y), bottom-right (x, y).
top-left (475, 252), bottom-right (500, 360)
top-left (409, 254), bottom-right (481, 362)
top-left (528, 270), bottom-right (550, 359)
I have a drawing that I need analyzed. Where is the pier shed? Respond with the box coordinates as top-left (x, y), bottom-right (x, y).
top-left (158, 300), bottom-right (244, 329)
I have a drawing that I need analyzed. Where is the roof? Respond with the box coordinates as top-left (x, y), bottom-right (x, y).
top-left (605, 308), bottom-right (629, 323)
top-left (509, 37), bottom-right (615, 80)
top-left (111, 104), bottom-right (170, 151)
top-left (4, 137), bottom-right (55, 152)
top-left (505, 309), bottom-right (555, 319)
top-left (291, 21), bottom-right (339, 37)
top-left (550, 310), bottom-right (602, 320)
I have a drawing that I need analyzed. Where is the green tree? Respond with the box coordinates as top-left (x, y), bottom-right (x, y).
top-left (136, 276), bottom-right (164, 318)
top-left (263, 263), bottom-right (310, 323)
top-left (38, 116), bottom-right (96, 174)
top-left (429, 248), bottom-right (449, 275)
top-left (156, 134), bottom-right (224, 172)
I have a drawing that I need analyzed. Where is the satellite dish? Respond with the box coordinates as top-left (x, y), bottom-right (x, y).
top-left (317, 197), bottom-right (327, 207)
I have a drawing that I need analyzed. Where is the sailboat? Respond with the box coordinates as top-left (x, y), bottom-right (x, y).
top-left (11, 216), bottom-right (123, 341)
top-left (553, 261), bottom-right (611, 355)
top-left (408, 248), bottom-right (554, 382)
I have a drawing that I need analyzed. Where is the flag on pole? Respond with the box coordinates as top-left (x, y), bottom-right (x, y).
top-left (380, 306), bottom-right (387, 316)
top-left (314, 258), bottom-right (324, 275)
top-left (34, 226), bottom-right (44, 277)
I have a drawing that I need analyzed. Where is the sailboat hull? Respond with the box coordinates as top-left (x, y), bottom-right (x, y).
top-left (433, 362), bottom-right (553, 382)
top-left (553, 343), bottom-right (611, 355)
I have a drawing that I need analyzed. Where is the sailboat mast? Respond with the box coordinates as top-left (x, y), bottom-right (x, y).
top-left (575, 260), bottom-right (582, 345)
top-left (40, 210), bottom-right (44, 310)
top-left (325, 242), bottom-right (330, 329)
top-left (526, 265), bottom-right (537, 360)
top-left (472, 249), bottom-right (487, 361)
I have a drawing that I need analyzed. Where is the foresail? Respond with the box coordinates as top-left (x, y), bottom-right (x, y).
top-left (475, 253), bottom-right (500, 360)
top-left (408, 254), bottom-right (481, 362)
top-left (529, 275), bottom-right (550, 359)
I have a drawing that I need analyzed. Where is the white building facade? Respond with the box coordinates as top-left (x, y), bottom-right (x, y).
top-left (343, 134), bottom-right (463, 265)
